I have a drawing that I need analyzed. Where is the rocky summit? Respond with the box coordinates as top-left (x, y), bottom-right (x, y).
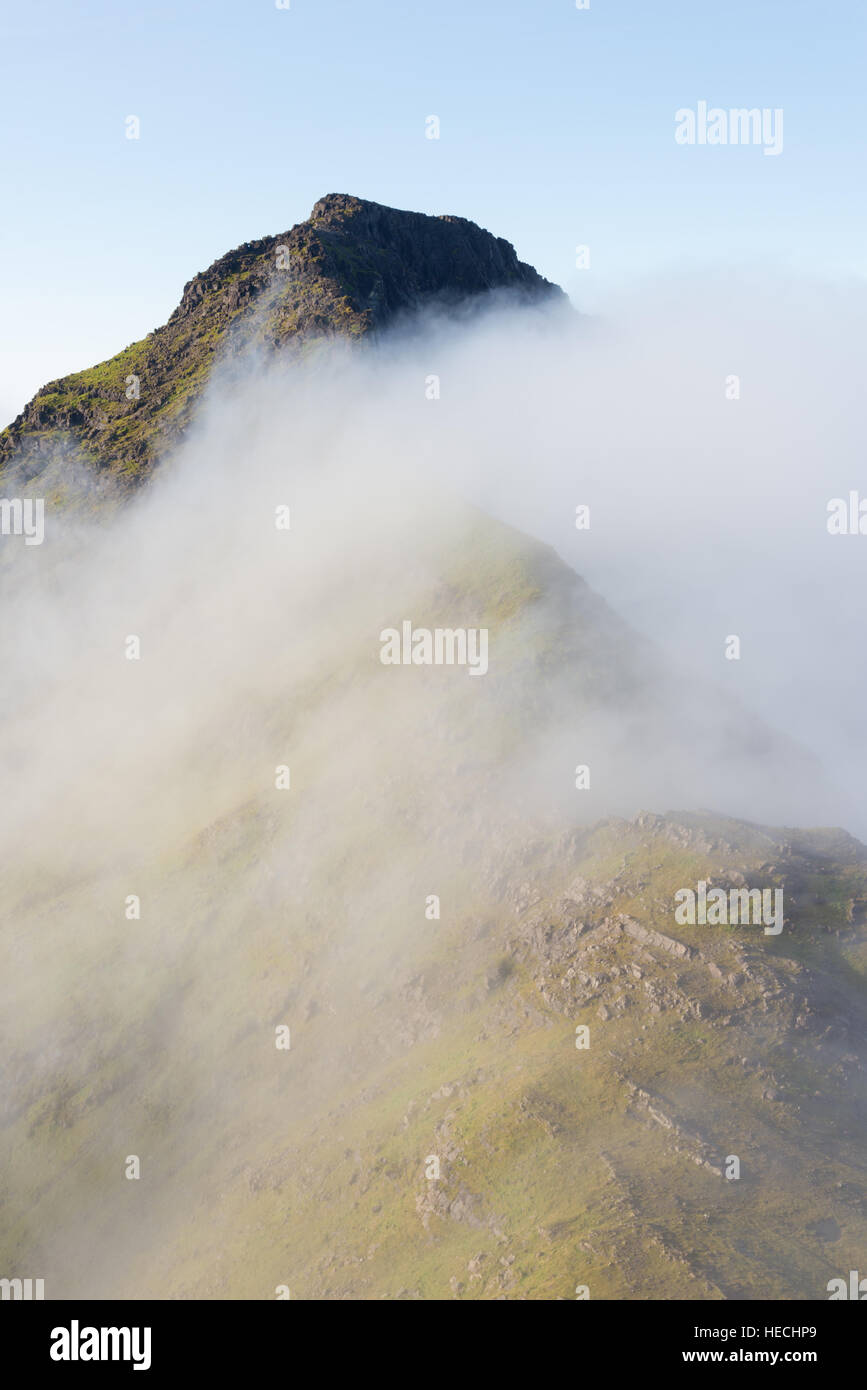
top-left (0, 195), bottom-right (564, 494)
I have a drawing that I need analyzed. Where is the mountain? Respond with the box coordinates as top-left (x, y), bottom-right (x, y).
top-left (0, 195), bottom-right (564, 494)
top-left (0, 199), bottom-right (864, 1302)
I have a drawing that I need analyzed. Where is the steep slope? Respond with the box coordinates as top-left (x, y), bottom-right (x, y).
top-left (0, 194), bottom-right (563, 494)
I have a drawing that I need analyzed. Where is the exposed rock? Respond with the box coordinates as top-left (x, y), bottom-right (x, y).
top-left (618, 915), bottom-right (695, 960)
top-left (0, 195), bottom-right (565, 495)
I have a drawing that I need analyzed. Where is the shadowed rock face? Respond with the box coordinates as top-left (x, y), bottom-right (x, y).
top-left (0, 195), bottom-right (564, 493)
top-left (303, 193), bottom-right (563, 319)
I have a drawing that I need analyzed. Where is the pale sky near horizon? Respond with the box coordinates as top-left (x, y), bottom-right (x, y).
top-left (1, 0), bottom-right (865, 426)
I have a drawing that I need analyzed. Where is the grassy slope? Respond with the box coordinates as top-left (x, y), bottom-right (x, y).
top-left (0, 231), bottom-right (367, 501)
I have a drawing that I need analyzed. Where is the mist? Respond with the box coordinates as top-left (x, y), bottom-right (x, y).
top-left (1, 270), bottom-right (865, 1296)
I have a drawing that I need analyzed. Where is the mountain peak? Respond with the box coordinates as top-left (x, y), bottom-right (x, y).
top-left (0, 197), bottom-right (565, 495)
top-left (309, 191), bottom-right (369, 222)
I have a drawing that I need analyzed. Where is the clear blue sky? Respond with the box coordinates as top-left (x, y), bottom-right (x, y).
top-left (1, 0), bottom-right (865, 424)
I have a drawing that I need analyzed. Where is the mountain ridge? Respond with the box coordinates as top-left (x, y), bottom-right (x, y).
top-left (2, 197), bottom-right (864, 1301)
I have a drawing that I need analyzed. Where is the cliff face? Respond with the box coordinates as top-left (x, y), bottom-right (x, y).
top-left (302, 193), bottom-right (561, 317)
top-left (0, 195), bottom-right (564, 493)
